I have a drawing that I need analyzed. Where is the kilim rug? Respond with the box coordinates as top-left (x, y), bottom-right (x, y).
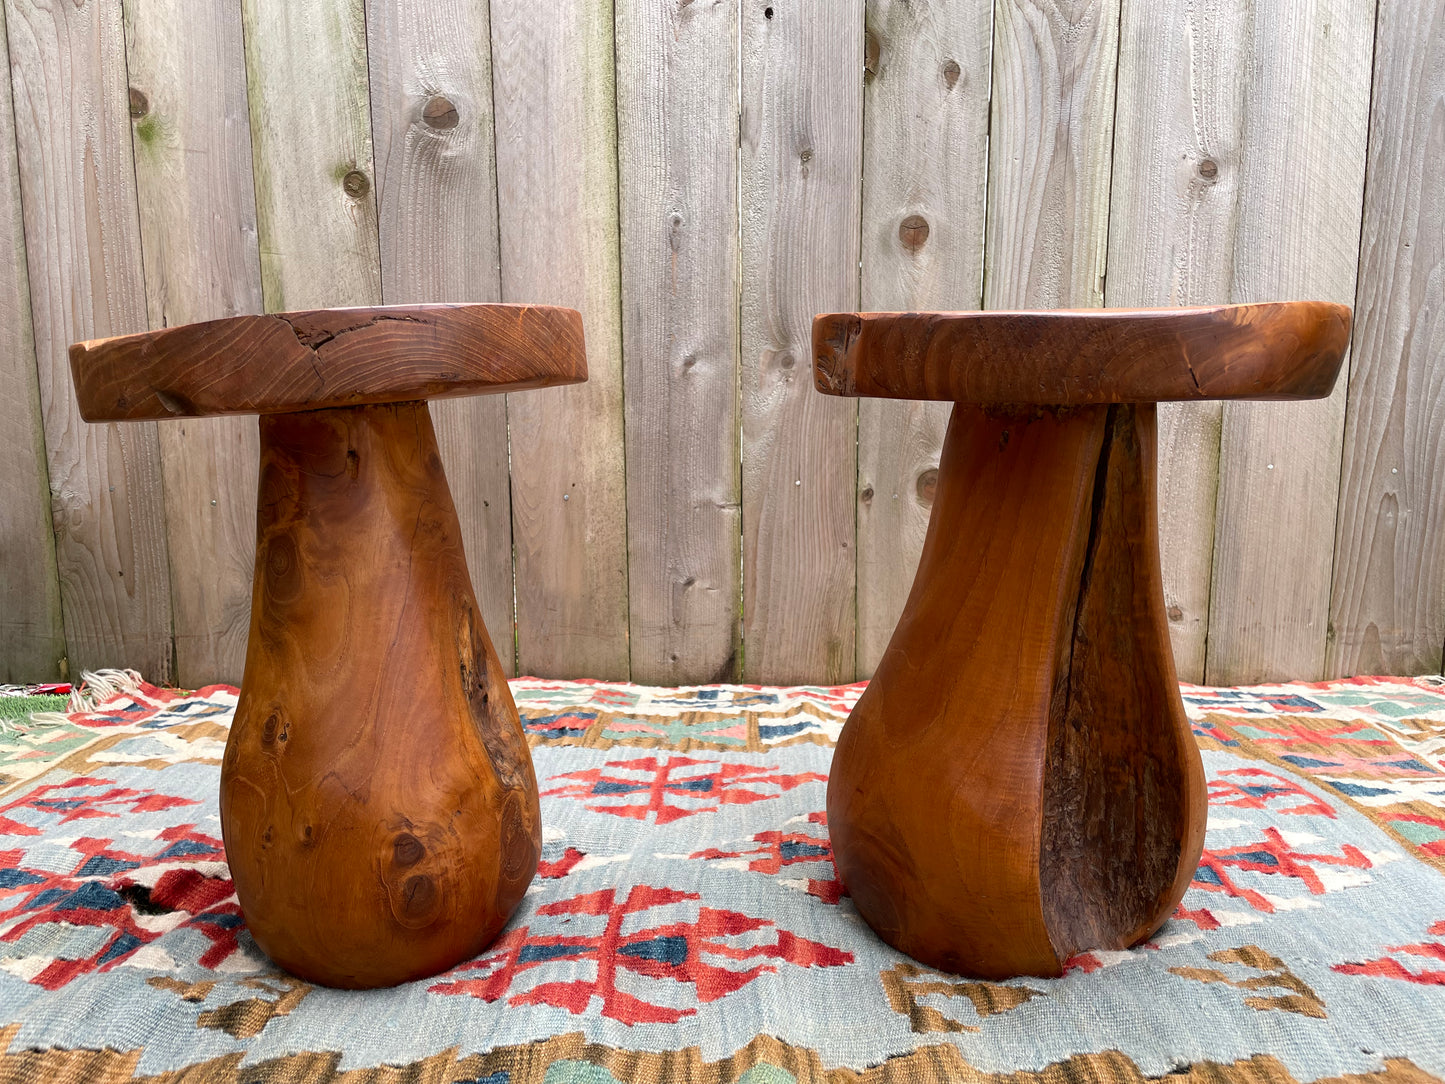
top-left (0, 675), bottom-right (1442, 1083)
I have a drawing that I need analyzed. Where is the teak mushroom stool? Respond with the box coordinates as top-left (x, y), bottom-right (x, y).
top-left (69, 303), bottom-right (587, 988)
top-left (812, 302), bottom-right (1352, 979)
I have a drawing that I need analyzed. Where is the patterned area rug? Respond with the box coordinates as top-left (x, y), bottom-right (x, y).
top-left (0, 676), bottom-right (1442, 1083)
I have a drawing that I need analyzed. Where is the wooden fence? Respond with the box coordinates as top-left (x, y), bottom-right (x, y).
top-left (0, 0), bottom-right (1441, 688)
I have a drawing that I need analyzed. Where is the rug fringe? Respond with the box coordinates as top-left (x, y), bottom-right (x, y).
top-left (15, 669), bottom-right (148, 733)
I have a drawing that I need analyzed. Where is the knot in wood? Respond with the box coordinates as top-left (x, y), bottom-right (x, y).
top-left (942, 59), bottom-right (961, 89)
top-left (128, 87), bottom-right (150, 118)
top-left (402, 874), bottom-right (438, 918)
top-left (260, 710), bottom-right (285, 745)
top-left (342, 170), bottom-right (370, 199)
top-left (1198, 158), bottom-right (1219, 181)
top-left (899, 214), bottom-right (930, 251)
top-left (393, 833), bottom-right (425, 867)
top-left (422, 96), bottom-right (459, 130)
top-left (915, 467), bottom-right (939, 504)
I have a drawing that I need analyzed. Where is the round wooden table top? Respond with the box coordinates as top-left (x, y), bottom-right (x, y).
top-left (812, 301), bottom-right (1351, 405)
top-left (70, 303), bottom-right (586, 421)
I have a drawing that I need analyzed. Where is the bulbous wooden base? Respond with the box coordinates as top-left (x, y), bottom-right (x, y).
top-left (221, 401), bottom-right (540, 989)
top-left (828, 403), bottom-right (1207, 979)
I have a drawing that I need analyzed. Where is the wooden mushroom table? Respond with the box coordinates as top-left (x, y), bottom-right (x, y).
top-left (69, 304), bottom-right (587, 988)
top-left (812, 302), bottom-right (1352, 979)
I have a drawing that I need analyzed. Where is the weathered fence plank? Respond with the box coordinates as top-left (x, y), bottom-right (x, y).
top-left (242, 0), bottom-right (381, 314)
top-left (1107, 0), bottom-right (1252, 681)
top-left (1203, 1), bottom-right (1374, 684)
top-left (5, 0), bottom-right (173, 678)
top-left (490, 0), bottom-right (629, 678)
top-left (617, 0), bottom-right (741, 683)
top-left (367, 0), bottom-right (515, 675)
top-left (1328, 3), bottom-right (1445, 676)
top-left (984, 0), bottom-right (1118, 310)
top-left (740, 0), bottom-right (864, 684)
top-left (856, 0), bottom-right (992, 678)
top-left (0, 0), bottom-right (63, 681)
top-left (0, 0), bottom-right (1434, 687)
top-left (124, 0), bottom-right (262, 686)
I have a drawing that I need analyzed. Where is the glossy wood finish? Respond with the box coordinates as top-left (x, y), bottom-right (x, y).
top-left (816, 303), bottom-right (1350, 978)
top-left (224, 402), bottom-right (538, 988)
top-left (70, 304), bottom-right (575, 987)
top-left (69, 303), bottom-right (586, 421)
top-left (814, 303), bottom-right (1350, 404)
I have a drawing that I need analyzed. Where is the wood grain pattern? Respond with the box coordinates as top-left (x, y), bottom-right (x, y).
top-left (490, 0), bottom-right (630, 679)
top-left (740, 0), bottom-right (864, 684)
top-left (1203, 0), bottom-right (1374, 684)
top-left (366, 0), bottom-right (516, 677)
top-left (222, 401), bottom-right (539, 988)
top-left (71, 305), bottom-right (586, 421)
top-left (1327, 2), bottom-right (1445, 676)
top-left (241, 0), bottom-right (381, 313)
top-left (123, 0), bottom-right (263, 686)
top-left (5, 0), bottom-right (173, 678)
top-left (0, 0), bottom-right (63, 681)
top-left (814, 303), bottom-right (1350, 404)
top-left (983, 0), bottom-right (1118, 309)
top-left (828, 403), bottom-right (1205, 977)
top-left (617, 0), bottom-right (741, 684)
top-left (1105, 0), bottom-right (1253, 680)
top-left (856, 0), bottom-right (992, 677)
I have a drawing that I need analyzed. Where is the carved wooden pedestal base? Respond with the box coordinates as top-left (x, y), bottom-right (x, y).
top-left (221, 402), bottom-right (538, 988)
top-left (69, 303), bottom-right (587, 987)
top-left (813, 303), bottom-right (1353, 978)
top-left (829, 402), bottom-right (1203, 977)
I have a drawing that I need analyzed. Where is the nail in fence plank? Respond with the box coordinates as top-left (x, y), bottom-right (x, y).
top-left (741, 0), bottom-right (864, 684)
top-left (367, 0), bottom-right (516, 675)
top-left (617, 0), bottom-right (741, 683)
top-left (490, 0), bottom-right (630, 678)
top-left (0, 0), bottom-right (64, 681)
top-left (5, 0), bottom-right (174, 678)
top-left (124, 0), bottom-right (263, 685)
top-left (1328, 3), bottom-right (1445, 677)
top-left (857, 0), bottom-right (992, 678)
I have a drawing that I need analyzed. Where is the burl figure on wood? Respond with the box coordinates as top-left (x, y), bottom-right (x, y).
top-left (70, 304), bottom-right (587, 988)
top-left (813, 302), bottom-right (1352, 979)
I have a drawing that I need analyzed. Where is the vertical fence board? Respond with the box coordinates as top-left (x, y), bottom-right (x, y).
top-left (5, 0), bottom-right (173, 679)
top-left (491, 0), bottom-right (629, 679)
top-left (366, 0), bottom-right (515, 676)
top-left (1204, 1), bottom-right (1373, 685)
top-left (124, 0), bottom-right (263, 686)
top-left (242, 0), bottom-right (381, 314)
top-left (740, 0), bottom-right (863, 685)
top-left (1328, 3), bottom-right (1445, 677)
top-left (0, 0), bottom-right (64, 681)
top-left (856, 0), bottom-right (992, 677)
top-left (1106, 0), bottom-right (1253, 681)
top-left (615, 0), bottom-right (740, 685)
top-left (617, 0), bottom-right (740, 684)
top-left (984, 0), bottom-right (1118, 310)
